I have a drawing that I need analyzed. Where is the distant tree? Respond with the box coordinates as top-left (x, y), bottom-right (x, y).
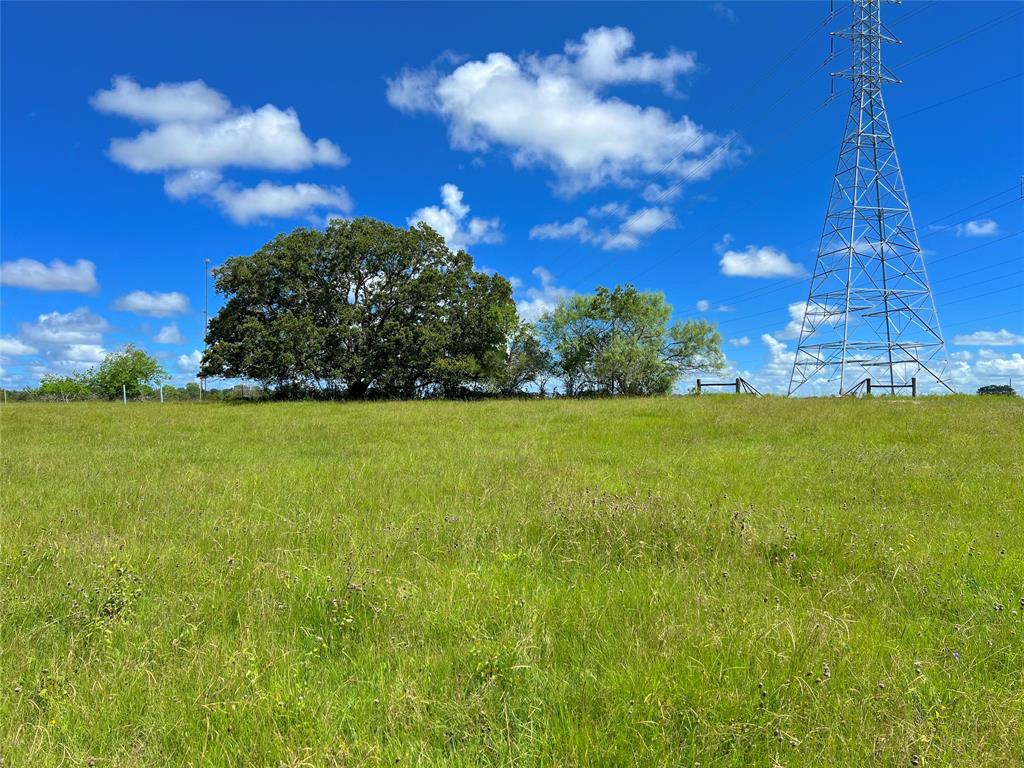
top-left (538, 285), bottom-right (725, 396)
top-left (201, 217), bottom-right (517, 398)
top-left (489, 322), bottom-right (552, 396)
top-left (91, 345), bottom-right (167, 399)
top-left (36, 373), bottom-right (93, 402)
top-left (977, 384), bottom-right (1017, 396)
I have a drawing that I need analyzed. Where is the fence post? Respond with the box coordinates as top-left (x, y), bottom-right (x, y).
top-left (735, 377), bottom-right (741, 393)
top-left (122, 384), bottom-right (127, 404)
top-left (696, 378), bottom-right (702, 395)
top-left (160, 384), bottom-right (164, 403)
top-left (866, 378), bottom-right (872, 395)
top-left (910, 377), bottom-right (917, 397)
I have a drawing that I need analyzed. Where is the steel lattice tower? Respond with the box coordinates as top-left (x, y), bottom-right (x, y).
top-left (788, 0), bottom-right (952, 396)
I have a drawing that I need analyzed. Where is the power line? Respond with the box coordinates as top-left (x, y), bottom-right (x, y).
top-left (893, 7), bottom-right (1024, 68)
top-left (889, 1), bottom-right (938, 26)
top-left (651, 196), bottom-right (1024, 329)
top-left (689, 194), bottom-right (1022, 312)
top-left (943, 309), bottom-right (1024, 332)
top-left (552, 8), bottom-right (1024, 294)
top-left (710, 230), bottom-right (1023, 331)
top-left (550, 7), bottom-right (1021, 294)
top-left (544, 8), bottom-right (844, 287)
top-left (895, 72), bottom-right (1022, 119)
top-left (939, 282), bottom-right (1024, 310)
top-left (563, 75), bottom-right (1021, 294)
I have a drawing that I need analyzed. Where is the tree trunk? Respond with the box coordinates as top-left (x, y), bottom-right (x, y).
top-left (346, 380), bottom-right (368, 399)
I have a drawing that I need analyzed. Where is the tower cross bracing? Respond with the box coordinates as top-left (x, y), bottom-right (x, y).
top-left (788, 0), bottom-right (952, 396)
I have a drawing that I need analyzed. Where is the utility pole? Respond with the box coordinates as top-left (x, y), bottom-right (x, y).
top-left (788, 0), bottom-right (952, 397)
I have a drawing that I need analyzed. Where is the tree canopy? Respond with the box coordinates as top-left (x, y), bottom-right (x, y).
top-left (977, 384), bottom-right (1017, 396)
top-left (488, 322), bottom-right (552, 396)
top-left (200, 217), bottom-right (517, 398)
top-left (537, 285), bottom-right (724, 396)
top-left (36, 373), bottom-right (94, 402)
top-left (32, 346), bottom-right (165, 401)
top-left (92, 345), bottom-right (167, 399)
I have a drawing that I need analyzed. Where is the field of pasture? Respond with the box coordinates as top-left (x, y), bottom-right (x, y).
top-left (1, 397), bottom-right (1022, 766)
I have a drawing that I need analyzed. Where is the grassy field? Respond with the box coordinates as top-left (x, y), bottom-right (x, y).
top-left (1, 397), bottom-right (1022, 767)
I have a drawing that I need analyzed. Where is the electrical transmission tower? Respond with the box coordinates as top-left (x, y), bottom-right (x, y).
top-left (788, 0), bottom-right (952, 396)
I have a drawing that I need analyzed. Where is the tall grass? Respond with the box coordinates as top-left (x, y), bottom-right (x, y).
top-left (1, 396), bottom-right (1021, 766)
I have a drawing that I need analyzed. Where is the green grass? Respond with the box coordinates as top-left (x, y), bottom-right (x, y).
top-left (1, 397), bottom-right (1022, 767)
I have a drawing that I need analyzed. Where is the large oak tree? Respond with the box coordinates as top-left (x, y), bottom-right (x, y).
top-left (201, 217), bottom-right (517, 398)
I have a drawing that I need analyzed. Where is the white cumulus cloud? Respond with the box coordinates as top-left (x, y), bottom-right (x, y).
top-left (760, 333), bottom-right (796, 381)
top-left (20, 307), bottom-right (109, 346)
top-left (94, 77), bottom-right (346, 172)
top-left (212, 182), bottom-right (354, 225)
top-left (91, 76), bottom-right (232, 124)
top-left (529, 203), bottom-right (675, 251)
top-left (530, 217), bottom-right (590, 241)
top-left (93, 76), bottom-right (350, 224)
top-left (387, 28), bottom-right (739, 194)
top-left (14, 308), bottom-right (111, 375)
top-left (408, 184), bottom-right (502, 252)
top-left (953, 328), bottom-right (1024, 346)
top-left (154, 323), bottom-right (185, 344)
top-left (728, 336), bottom-right (750, 348)
top-left (0, 337), bottom-right (38, 356)
top-left (164, 169), bottom-right (223, 200)
top-left (0, 258), bottom-right (99, 293)
top-left (975, 349), bottom-right (1024, 377)
top-left (555, 27), bottom-right (697, 92)
top-left (775, 301), bottom-right (809, 340)
top-left (515, 266), bottom-right (574, 322)
top-left (957, 219), bottom-right (999, 237)
top-left (718, 235), bottom-right (806, 278)
top-left (108, 104), bottom-right (345, 173)
top-left (113, 290), bottom-right (191, 317)
top-left (177, 349), bottom-right (204, 373)
top-left (59, 344), bottom-right (108, 365)
top-left (642, 182), bottom-right (683, 204)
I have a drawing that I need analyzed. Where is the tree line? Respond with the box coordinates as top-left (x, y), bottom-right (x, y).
top-left (198, 217), bottom-right (725, 398)
top-left (14, 219), bottom-right (1020, 402)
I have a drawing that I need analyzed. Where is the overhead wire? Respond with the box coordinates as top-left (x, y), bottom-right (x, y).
top-left (547, 5), bottom-right (1023, 293)
top-left (544, 8), bottom-right (843, 287)
top-left (677, 191), bottom-right (1022, 312)
top-left (709, 230), bottom-right (1024, 332)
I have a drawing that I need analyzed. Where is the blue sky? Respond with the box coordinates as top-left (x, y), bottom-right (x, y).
top-left (2, 1), bottom-right (1021, 392)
